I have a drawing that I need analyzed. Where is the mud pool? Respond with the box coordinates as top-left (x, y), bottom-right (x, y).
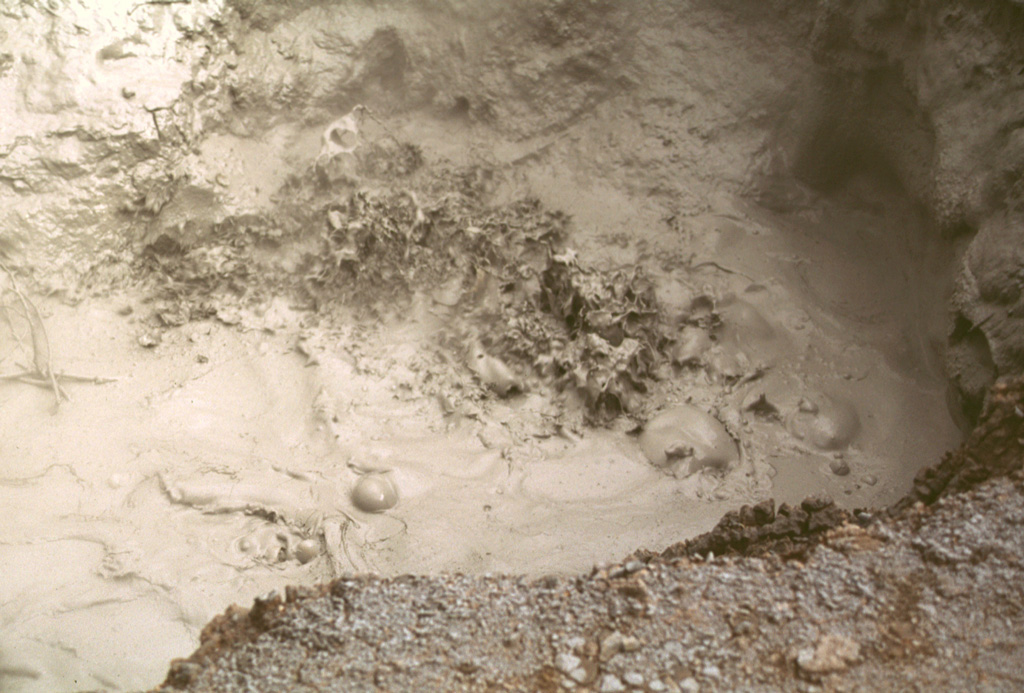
top-left (0, 143), bottom-right (959, 692)
top-left (0, 1), bottom-right (993, 691)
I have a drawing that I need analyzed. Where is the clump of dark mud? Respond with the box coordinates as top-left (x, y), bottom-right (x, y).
top-left (138, 150), bottom-right (674, 421)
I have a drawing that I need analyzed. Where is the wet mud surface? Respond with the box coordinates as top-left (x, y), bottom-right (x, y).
top-left (1, 1), bottom-right (1022, 691)
top-left (152, 379), bottom-right (1024, 692)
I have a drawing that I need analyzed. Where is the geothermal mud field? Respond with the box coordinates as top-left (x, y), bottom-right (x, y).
top-left (1, 1), bottom-right (1022, 691)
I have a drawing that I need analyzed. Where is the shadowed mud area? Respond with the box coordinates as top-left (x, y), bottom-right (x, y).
top-left (0, 1), bottom-right (1020, 691)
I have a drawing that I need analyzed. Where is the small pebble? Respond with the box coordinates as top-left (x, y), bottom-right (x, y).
top-left (702, 663), bottom-right (721, 679)
top-left (555, 653), bottom-right (581, 675)
top-left (599, 674), bottom-right (626, 692)
top-left (570, 667), bottom-right (589, 683)
top-left (622, 635), bottom-right (640, 652)
top-left (649, 681), bottom-right (667, 692)
top-left (662, 641), bottom-right (684, 659)
top-left (623, 671), bottom-right (644, 686)
top-left (680, 677), bottom-right (700, 693)
top-left (863, 474), bottom-right (878, 486)
top-left (600, 631), bottom-right (624, 660)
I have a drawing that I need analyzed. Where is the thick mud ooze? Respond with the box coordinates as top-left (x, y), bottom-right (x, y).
top-left (2, 1), bottom-right (1021, 691)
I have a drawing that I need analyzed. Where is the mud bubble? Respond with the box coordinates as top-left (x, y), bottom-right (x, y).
top-left (294, 539), bottom-right (320, 564)
top-left (638, 405), bottom-right (740, 475)
top-left (717, 296), bottom-right (776, 345)
top-left (786, 393), bottom-right (860, 451)
top-left (351, 474), bottom-right (399, 513)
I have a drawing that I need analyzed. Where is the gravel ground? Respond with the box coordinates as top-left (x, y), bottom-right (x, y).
top-left (157, 475), bottom-right (1024, 692)
top-left (155, 380), bottom-right (1024, 692)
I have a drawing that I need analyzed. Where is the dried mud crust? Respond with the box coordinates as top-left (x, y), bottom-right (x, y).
top-left (156, 378), bottom-right (1024, 692)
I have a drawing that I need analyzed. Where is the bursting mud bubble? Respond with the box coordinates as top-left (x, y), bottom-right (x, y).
top-left (0, 1), bottom-right (1022, 691)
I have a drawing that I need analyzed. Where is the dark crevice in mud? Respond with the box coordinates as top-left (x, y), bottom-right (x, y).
top-left (788, 70), bottom-right (934, 198)
top-left (947, 312), bottom-right (998, 425)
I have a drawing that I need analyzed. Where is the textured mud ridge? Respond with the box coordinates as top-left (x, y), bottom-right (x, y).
top-left (154, 378), bottom-right (1024, 692)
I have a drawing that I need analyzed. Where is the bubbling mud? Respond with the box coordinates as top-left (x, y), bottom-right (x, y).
top-left (638, 405), bottom-right (740, 475)
top-left (786, 393), bottom-right (861, 452)
top-left (0, 157), bottom-right (963, 693)
top-left (294, 539), bottom-right (320, 564)
top-left (0, 9), bottom-right (968, 692)
top-left (351, 474), bottom-right (399, 513)
top-left (718, 296), bottom-right (777, 346)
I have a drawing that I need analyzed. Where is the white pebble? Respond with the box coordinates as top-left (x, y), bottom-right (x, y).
top-left (600, 631), bottom-right (624, 660)
top-left (555, 653), bottom-right (581, 675)
top-left (599, 674), bottom-right (626, 693)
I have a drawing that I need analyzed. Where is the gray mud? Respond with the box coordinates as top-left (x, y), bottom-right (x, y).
top-left (1, 1), bottom-right (1022, 691)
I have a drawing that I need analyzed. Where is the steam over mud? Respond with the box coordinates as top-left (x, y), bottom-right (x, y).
top-left (2, 0), bottom-right (1021, 691)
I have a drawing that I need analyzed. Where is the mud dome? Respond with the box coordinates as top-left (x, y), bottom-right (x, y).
top-left (1, 1), bottom-right (1021, 691)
